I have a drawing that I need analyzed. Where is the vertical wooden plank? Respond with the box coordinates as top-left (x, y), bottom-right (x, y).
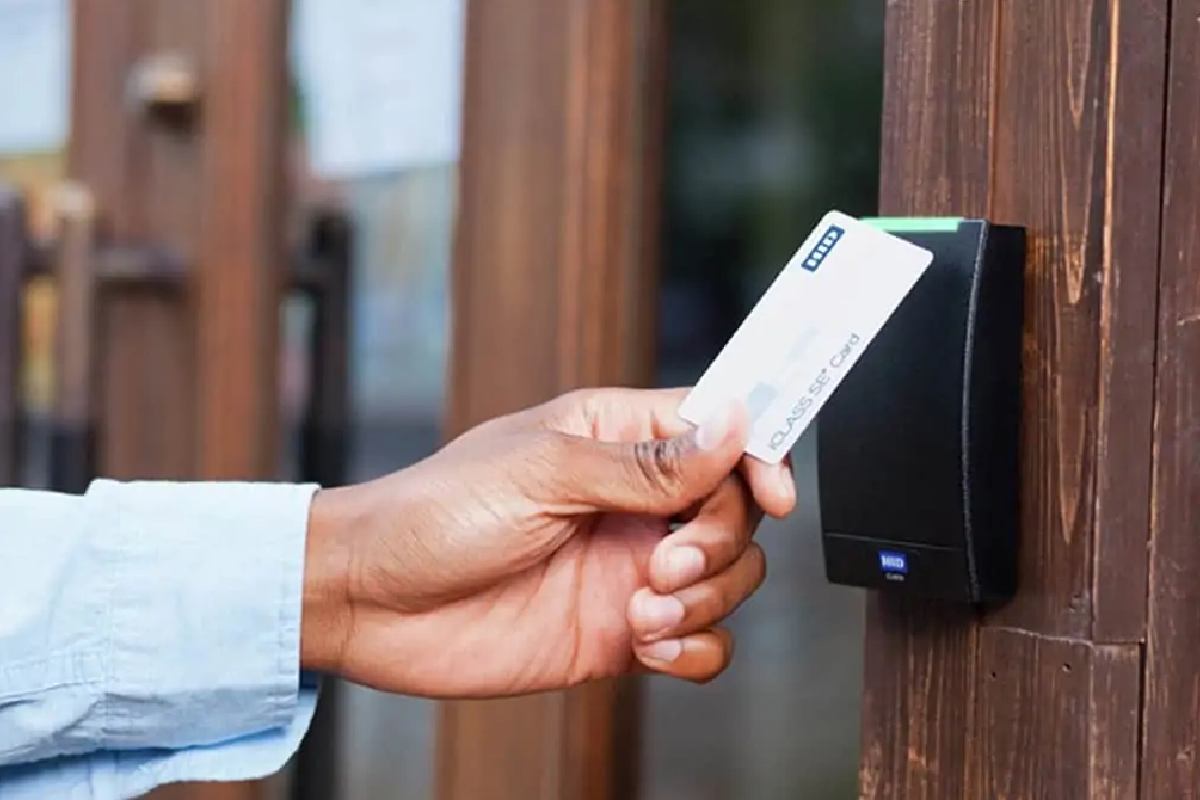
top-left (49, 185), bottom-right (97, 493)
top-left (100, 289), bottom-right (197, 480)
top-left (554, 0), bottom-right (665, 392)
top-left (1142, 1), bottom-right (1200, 796)
top-left (876, 0), bottom-right (998, 219)
top-left (968, 630), bottom-right (1140, 799)
top-left (445, 0), bottom-right (570, 427)
top-left (1088, 644), bottom-right (1142, 800)
top-left (860, 3), bottom-right (996, 797)
top-left (69, 0), bottom-right (200, 482)
top-left (439, 1), bottom-right (666, 798)
top-left (983, 0), bottom-right (1166, 641)
top-left (194, 0), bottom-right (289, 480)
top-left (971, 630), bottom-right (1083, 798)
top-left (68, 0), bottom-right (144, 242)
top-left (987, 0), bottom-right (1112, 638)
top-left (859, 600), bottom-right (979, 800)
top-left (0, 188), bottom-right (24, 485)
top-left (1091, 0), bottom-right (1170, 643)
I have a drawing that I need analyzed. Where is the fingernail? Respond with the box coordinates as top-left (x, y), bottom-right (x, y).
top-left (695, 402), bottom-right (736, 451)
top-left (665, 546), bottom-right (706, 586)
top-left (639, 638), bottom-right (682, 664)
top-left (634, 592), bottom-right (685, 636)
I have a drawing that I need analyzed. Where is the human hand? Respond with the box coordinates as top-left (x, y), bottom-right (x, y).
top-left (300, 388), bottom-right (795, 697)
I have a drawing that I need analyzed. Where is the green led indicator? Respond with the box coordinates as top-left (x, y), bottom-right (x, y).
top-left (865, 217), bottom-right (964, 233)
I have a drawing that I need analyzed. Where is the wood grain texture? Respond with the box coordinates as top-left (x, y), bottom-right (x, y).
top-left (193, 0), bottom-right (289, 479)
top-left (877, 0), bottom-right (998, 219)
top-left (1087, 644), bottom-right (1143, 800)
top-left (99, 289), bottom-right (196, 481)
top-left (69, 0), bottom-right (201, 482)
top-left (861, 3), bottom-right (996, 797)
top-left (445, 0), bottom-right (570, 428)
top-left (967, 630), bottom-right (1139, 799)
top-left (439, 0), bottom-right (666, 798)
top-left (867, 0), bottom-right (1172, 796)
top-left (985, 0), bottom-right (1167, 643)
top-left (0, 188), bottom-right (24, 485)
top-left (1142, 1), bottom-right (1200, 796)
top-left (1090, 0), bottom-right (1169, 643)
top-left (987, 0), bottom-right (1112, 638)
top-left (859, 599), bottom-right (979, 800)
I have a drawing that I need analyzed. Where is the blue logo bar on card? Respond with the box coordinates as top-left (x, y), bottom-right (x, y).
top-left (800, 225), bottom-right (845, 272)
top-left (878, 550), bottom-right (908, 574)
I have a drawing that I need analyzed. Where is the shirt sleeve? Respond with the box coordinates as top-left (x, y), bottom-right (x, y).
top-left (0, 480), bottom-right (322, 799)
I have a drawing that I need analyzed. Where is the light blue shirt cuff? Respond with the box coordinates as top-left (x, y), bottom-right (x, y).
top-left (0, 681), bottom-right (320, 799)
top-left (0, 480), bottom-right (322, 799)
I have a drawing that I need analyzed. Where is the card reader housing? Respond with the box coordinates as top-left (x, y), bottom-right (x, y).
top-left (817, 218), bottom-right (1025, 604)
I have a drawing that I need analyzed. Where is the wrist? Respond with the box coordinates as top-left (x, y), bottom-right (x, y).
top-left (301, 487), bottom-right (357, 674)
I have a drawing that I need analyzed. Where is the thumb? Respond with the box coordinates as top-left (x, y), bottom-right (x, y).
top-left (555, 402), bottom-right (748, 516)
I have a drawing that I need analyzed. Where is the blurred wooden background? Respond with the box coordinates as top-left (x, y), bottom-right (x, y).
top-left (2, 1), bottom-right (1198, 799)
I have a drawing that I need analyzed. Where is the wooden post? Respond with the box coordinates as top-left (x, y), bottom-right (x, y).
top-left (68, 1), bottom-right (291, 798)
top-left (438, 0), bottom-right (667, 798)
top-left (1142, 2), bottom-right (1200, 795)
top-left (292, 209), bottom-right (353, 800)
top-left (49, 184), bottom-right (97, 494)
top-left (861, 1), bottom-right (1193, 797)
top-left (0, 187), bottom-right (24, 485)
top-left (193, 0), bottom-right (289, 481)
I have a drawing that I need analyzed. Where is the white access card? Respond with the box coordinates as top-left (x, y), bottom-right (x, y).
top-left (679, 211), bottom-right (933, 463)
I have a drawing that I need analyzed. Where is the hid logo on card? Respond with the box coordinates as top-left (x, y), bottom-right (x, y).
top-left (678, 211), bottom-right (933, 464)
top-left (801, 225), bottom-right (845, 272)
top-left (878, 551), bottom-right (908, 575)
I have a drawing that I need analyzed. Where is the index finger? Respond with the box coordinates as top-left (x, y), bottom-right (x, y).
top-left (740, 453), bottom-right (796, 519)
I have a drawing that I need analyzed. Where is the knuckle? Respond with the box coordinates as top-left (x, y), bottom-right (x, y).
top-left (559, 387), bottom-right (600, 410)
top-left (528, 429), bottom-right (572, 463)
top-left (698, 526), bottom-right (744, 568)
top-left (538, 388), bottom-right (601, 432)
top-left (685, 582), bottom-right (724, 619)
top-left (632, 437), bottom-right (687, 497)
top-left (517, 430), bottom-right (576, 490)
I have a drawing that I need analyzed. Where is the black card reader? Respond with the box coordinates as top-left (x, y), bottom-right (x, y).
top-left (817, 217), bottom-right (1025, 604)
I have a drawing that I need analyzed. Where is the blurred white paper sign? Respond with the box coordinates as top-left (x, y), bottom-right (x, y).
top-left (293, 0), bottom-right (465, 177)
top-left (0, 0), bottom-right (69, 154)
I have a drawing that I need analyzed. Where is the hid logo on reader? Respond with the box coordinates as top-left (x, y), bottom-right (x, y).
top-left (801, 225), bottom-right (845, 272)
top-left (878, 550), bottom-right (908, 578)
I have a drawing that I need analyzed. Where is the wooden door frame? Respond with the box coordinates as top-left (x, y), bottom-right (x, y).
top-left (68, 1), bottom-right (291, 798)
top-left (1141, 1), bottom-right (1200, 794)
top-left (0, 188), bottom-right (24, 485)
top-left (862, 1), bottom-right (1200, 797)
top-left (438, 1), bottom-right (668, 798)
